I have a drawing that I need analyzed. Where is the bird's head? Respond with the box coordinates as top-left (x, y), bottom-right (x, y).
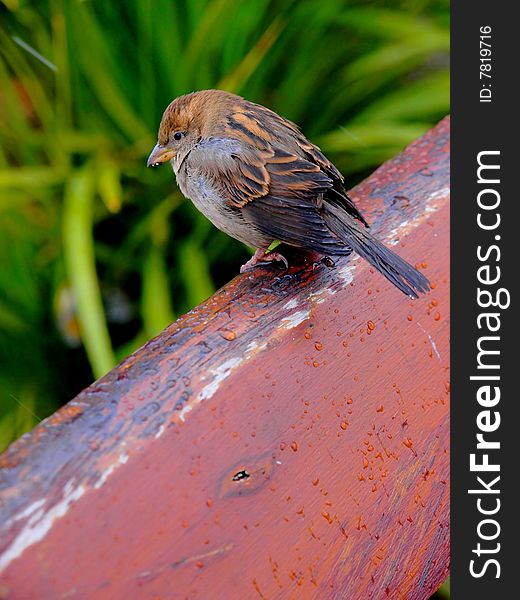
top-left (147, 90), bottom-right (239, 169)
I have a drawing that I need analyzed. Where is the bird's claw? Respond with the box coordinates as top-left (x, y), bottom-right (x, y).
top-left (240, 249), bottom-right (289, 273)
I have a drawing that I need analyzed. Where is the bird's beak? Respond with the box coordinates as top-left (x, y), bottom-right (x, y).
top-left (147, 144), bottom-right (175, 168)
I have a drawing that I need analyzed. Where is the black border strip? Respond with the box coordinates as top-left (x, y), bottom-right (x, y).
top-left (451, 1), bottom-right (514, 596)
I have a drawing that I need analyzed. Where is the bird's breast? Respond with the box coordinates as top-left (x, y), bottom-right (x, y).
top-left (176, 161), bottom-right (269, 249)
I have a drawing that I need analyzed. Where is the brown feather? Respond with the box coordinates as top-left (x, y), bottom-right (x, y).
top-left (157, 89), bottom-right (363, 215)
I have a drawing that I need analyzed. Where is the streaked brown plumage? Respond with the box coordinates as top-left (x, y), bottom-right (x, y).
top-left (147, 90), bottom-right (429, 298)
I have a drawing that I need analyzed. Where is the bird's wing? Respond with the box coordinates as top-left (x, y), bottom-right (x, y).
top-left (189, 136), bottom-right (350, 254)
top-left (223, 101), bottom-right (369, 226)
top-left (239, 147), bottom-right (350, 254)
top-left (192, 136), bottom-right (331, 205)
top-left (195, 100), bottom-right (367, 221)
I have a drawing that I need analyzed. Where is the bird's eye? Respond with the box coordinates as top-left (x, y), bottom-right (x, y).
top-left (173, 131), bottom-right (183, 141)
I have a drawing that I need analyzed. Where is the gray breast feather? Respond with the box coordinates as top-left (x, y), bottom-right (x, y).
top-left (189, 137), bottom-right (245, 167)
top-left (175, 138), bottom-right (270, 248)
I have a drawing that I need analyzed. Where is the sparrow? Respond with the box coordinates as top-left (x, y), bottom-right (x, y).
top-left (147, 90), bottom-right (429, 298)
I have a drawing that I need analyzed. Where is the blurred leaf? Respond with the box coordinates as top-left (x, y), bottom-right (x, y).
top-left (0, 167), bottom-right (66, 188)
top-left (0, 388), bottom-right (39, 451)
top-left (141, 244), bottom-right (175, 336)
top-left (218, 17), bottom-right (284, 92)
top-left (320, 121), bottom-right (431, 152)
top-left (339, 8), bottom-right (448, 41)
top-left (62, 168), bottom-right (116, 378)
top-left (353, 71), bottom-right (450, 123)
top-left (178, 239), bottom-right (215, 310)
top-left (97, 162), bottom-right (122, 213)
top-left (0, 300), bottom-right (28, 332)
top-left (141, 206), bottom-right (175, 335)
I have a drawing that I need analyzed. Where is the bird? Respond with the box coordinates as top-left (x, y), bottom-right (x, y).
top-left (147, 90), bottom-right (430, 298)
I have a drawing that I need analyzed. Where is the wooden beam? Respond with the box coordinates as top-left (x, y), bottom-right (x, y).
top-left (0, 117), bottom-right (450, 599)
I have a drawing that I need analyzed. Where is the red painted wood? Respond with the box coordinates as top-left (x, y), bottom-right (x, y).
top-left (0, 118), bottom-right (450, 600)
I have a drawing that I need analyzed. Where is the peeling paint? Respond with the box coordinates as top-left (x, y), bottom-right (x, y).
top-left (280, 309), bottom-right (311, 330)
top-left (282, 298), bottom-right (300, 311)
top-left (427, 187), bottom-right (450, 202)
top-left (0, 481), bottom-right (86, 573)
top-left (93, 453), bottom-right (129, 490)
top-left (309, 288), bottom-right (334, 306)
top-left (198, 357), bottom-right (244, 402)
top-left (336, 264), bottom-right (356, 285)
top-left (11, 499), bottom-right (45, 523)
top-left (154, 425), bottom-right (166, 439)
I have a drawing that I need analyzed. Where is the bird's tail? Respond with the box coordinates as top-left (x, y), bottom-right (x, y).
top-left (322, 201), bottom-right (430, 298)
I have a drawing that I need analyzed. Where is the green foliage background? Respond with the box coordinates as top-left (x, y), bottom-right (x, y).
top-left (0, 0), bottom-right (449, 460)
